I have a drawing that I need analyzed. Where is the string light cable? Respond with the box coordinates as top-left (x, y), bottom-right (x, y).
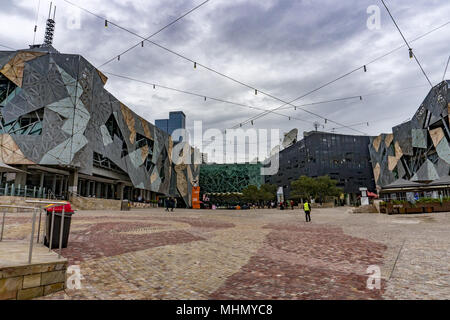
top-left (105, 71), bottom-right (321, 125)
top-left (61, 0), bottom-right (449, 132)
top-left (60, 0), bottom-right (369, 134)
top-left (380, 0), bottom-right (433, 87)
top-left (230, 18), bottom-right (449, 128)
top-left (98, 0), bottom-right (211, 68)
top-left (0, 44), bottom-right (16, 50)
top-left (442, 56), bottom-right (450, 81)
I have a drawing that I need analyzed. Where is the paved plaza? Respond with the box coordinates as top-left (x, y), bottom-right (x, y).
top-left (2, 207), bottom-right (449, 299)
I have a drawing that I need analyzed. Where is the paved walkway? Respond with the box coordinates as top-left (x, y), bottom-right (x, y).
top-left (2, 207), bottom-right (448, 299)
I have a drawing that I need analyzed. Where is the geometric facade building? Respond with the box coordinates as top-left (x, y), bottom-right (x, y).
top-left (265, 130), bottom-right (375, 202)
top-left (369, 80), bottom-right (450, 190)
top-left (0, 46), bottom-right (199, 207)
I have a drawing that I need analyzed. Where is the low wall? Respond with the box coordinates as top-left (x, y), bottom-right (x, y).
top-left (310, 202), bottom-right (335, 208)
top-left (130, 202), bottom-right (158, 209)
top-left (0, 195), bottom-right (158, 211)
top-left (69, 195), bottom-right (121, 210)
top-left (0, 261), bottom-right (67, 300)
top-left (351, 204), bottom-right (379, 214)
top-left (0, 196), bottom-right (46, 211)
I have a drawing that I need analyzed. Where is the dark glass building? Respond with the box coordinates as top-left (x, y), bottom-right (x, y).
top-left (155, 111), bottom-right (186, 142)
top-left (265, 131), bottom-right (375, 203)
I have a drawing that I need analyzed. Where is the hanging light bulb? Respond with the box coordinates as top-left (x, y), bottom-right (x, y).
top-left (204, 96), bottom-right (206, 101)
top-left (141, 41), bottom-right (144, 47)
top-left (117, 55), bottom-right (120, 61)
top-left (367, 122), bottom-right (369, 126)
top-left (409, 48), bottom-right (413, 59)
top-left (360, 96), bottom-right (363, 100)
top-left (363, 65), bottom-right (367, 72)
top-left (289, 117), bottom-right (291, 120)
top-left (194, 62), bottom-right (197, 68)
top-left (255, 89), bottom-right (257, 95)
top-left (105, 20), bottom-right (108, 27)
top-left (153, 84), bottom-right (155, 89)
top-left (294, 106), bottom-right (296, 110)
top-left (325, 118), bottom-right (327, 124)
top-left (239, 123), bottom-right (242, 127)
top-left (251, 120), bottom-right (254, 125)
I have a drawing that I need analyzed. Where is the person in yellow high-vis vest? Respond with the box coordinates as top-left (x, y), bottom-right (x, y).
top-left (303, 201), bottom-right (311, 222)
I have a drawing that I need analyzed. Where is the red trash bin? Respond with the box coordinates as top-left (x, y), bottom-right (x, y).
top-left (44, 203), bottom-right (75, 249)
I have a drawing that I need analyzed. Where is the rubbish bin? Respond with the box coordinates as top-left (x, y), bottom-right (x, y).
top-left (121, 200), bottom-right (130, 211)
top-left (44, 203), bottom-right (75, 249)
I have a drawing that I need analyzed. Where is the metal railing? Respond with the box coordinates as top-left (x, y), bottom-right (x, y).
top-left (0, 200), bottom-right (69, 264)
top-left (0, 183), bottom-right (51, 199)
top-left (0, 205), bottom-right (39, 264)
top-left (25, 200), bottom-right (69, 259)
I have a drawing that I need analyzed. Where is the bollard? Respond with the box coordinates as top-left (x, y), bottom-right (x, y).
top-left (58, 206), bottom-right (65, 259)
top-left (28, 208), bottom-right (37, 264)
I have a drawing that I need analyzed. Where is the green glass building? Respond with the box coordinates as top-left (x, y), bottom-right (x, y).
top-left (199, 163), bottom-right (263, 194)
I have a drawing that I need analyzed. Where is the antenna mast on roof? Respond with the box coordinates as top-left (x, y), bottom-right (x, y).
top-left (313, 121), bottom-right (320, 132)
top-left (43, 2), bottom-right (56, 47)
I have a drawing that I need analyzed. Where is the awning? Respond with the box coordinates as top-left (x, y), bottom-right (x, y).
top-left (382, 178), bottom-right (426, 189)
top-left (0, 162), bottom-right (28, 174)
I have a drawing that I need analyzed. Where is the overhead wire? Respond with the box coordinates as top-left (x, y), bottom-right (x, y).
top-left (107, 71), bottom-right (429, 133)
top-left (442, 56), bottom-right (450, 81)
top-left (61, 0), bottom-right (448, 134)
top-left (232, 17), bottom-right (449, 129)
top-left (0, 44), bottom-right (16, 50)
top-left (98, 0), bottom-right (211, 68)
top-left (60, 0), bottom-right (367, 134)
top-left (380, 0), bottom-right (433, 87)
top-left (105, 71), bottom-right (319, 125)
top-left (33, 0), bottom-right (41, 45)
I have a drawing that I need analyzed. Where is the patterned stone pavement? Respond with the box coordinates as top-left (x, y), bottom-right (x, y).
top-left (1, 207), bottom-right (448, 299)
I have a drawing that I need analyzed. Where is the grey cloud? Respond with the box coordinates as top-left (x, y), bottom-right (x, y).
top-left (1, 0), bottom-right (449, 143)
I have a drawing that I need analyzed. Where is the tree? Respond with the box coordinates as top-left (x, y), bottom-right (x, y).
top-left (241, 184), bottom-right (277, 204)
top-left (290, 175), bottom-right (342, 202)
top-left (290, 176), bottom-right (315, 200)
top-left (259, 184), bottom-right (277, 202)
top-left (242, 185), bottom-right (259, 203)
top-left (315, 175), bottom-right (341, 202)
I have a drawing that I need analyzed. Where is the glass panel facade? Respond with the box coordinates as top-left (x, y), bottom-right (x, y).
top-left (265, 131), bottom-right (375, 197)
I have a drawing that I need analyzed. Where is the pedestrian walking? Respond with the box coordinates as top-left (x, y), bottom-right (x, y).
top-left (165, 198), bottom-right (169, 212)
top-left (303, 200), bottom-right (311, 222)
top-left (170, 198), bottom-right (175, 212)
top-left (290, 200), bottom-right (294, 210)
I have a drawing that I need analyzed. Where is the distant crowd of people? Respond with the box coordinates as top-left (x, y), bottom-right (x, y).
top-left (156, 196), bottom-right (313, 222)
top-left (205, 199), bottom-right (313, 222)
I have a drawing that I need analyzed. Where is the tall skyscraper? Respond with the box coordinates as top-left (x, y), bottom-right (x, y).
top-left (155, 111), bottom-right (186, 142)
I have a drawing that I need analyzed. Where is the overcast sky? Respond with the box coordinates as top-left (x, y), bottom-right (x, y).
top-left (1, 0), bottom-right (449, 160)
